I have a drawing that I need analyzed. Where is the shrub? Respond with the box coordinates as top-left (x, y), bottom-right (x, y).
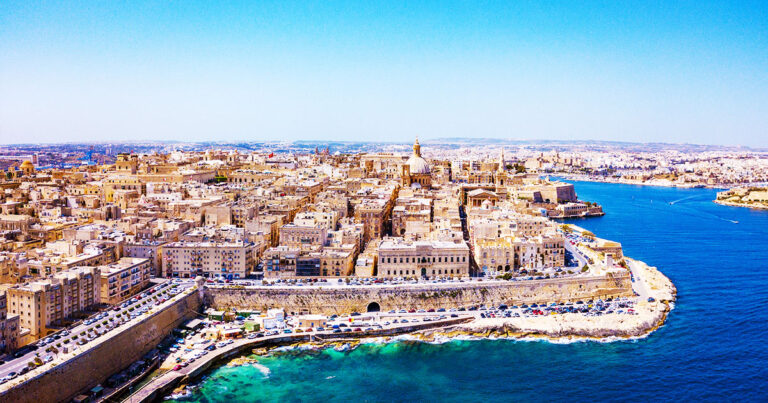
top-left (581, 265), bottom-right (589, 273)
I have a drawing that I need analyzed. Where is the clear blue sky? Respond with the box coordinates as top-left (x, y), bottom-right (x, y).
top-left (1, 1), bottom-right (766, 146)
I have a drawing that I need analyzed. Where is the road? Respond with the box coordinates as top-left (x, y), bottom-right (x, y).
top-left (563, 239), bottom-right (589, 268)
top-left (626, 259), bottom-right (651, 300)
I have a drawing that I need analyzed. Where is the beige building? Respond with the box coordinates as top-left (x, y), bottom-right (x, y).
top-left (391, 197), bottom-right (432, 237)
top-left (474, 234), bottom-right (564, 275)
top-left (263, 246), bottom-right (356, 278)
top-left (98, 258), bottom-right (152, 305)
top-left (7, 266), bottom-right (99, 338)
top-left (377, 239), bottom-right (469, 278)
top-left (162, 241), bottom-right (255, 279)
top-left (554, 202), bottom-right (589, 217)
top-left (353, 198), bottom-right (393, 245)
top-left (0, 292), bottom-right (20, 353)
top-left (123, 240), bottom-right (166, 276)
top-left (279, 224), bottom-right (328, 251)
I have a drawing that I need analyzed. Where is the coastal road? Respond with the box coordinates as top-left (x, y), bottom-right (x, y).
top-left (125, 315), bottom-right (474, 402)
top-left (563, 240), bottom-right (589, 268)
top-left (626, 259), bottom-right (650, 300)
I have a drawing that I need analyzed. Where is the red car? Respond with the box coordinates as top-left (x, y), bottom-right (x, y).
top-left (173, 365), bottom-right (182, 371)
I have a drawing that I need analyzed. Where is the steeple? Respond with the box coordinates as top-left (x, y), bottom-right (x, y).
top-left (413, 137), bottom-right (421, 157)
top-left (498, 148), bottom-right (505, 172)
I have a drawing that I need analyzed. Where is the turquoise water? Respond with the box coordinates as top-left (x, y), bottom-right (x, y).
top-left (176, 182), bottom-right (768, 402)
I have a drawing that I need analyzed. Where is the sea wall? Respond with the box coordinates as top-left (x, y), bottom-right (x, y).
top-left (0, 290), bottom-right (203, 403)
top-left (206, 273), bottom-right (633, 314)
top-left (130, 317), bottom-right (474, 403)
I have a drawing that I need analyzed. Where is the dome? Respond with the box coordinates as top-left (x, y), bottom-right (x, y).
top-left (406, 137), bottom-right (430, 174)
top-left (20, 160), bottom-right (34, 169)
top-left (407, 155), bottom-right (430, 174)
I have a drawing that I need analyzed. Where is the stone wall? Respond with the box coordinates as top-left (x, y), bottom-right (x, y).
top-left (207, 273), bottom-right (632, 315)
top-left (0, 290), bottom-right (202, 403)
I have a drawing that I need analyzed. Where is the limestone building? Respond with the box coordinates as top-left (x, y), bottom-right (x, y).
top-left (98, 257), bottom-right (152, 305)
top-left (0, 292), bottom-right (20, 353)
top-left (7, 266), bottom-right (99, 338)
top-left (377, 238), bottom-right (469, 278)
top-left (162, 241), bottom-right (255, 279)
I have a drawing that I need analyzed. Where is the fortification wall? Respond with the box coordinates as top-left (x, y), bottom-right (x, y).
top-left (0, 290), bottom-right (203, 403)
top-left (207, 273), bottom-right (632, 314)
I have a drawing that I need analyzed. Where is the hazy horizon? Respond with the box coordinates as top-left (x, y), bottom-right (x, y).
top-left (2, 1), bottom-right (767, 147)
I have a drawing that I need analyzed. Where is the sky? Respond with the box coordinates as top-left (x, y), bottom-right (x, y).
top-left (1, 1), bottom-right (767, 147)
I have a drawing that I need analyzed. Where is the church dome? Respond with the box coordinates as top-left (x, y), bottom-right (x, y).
top-left (407, 155), bottom-right (430, 174)
top-left (406, 138), bottom-right (430, 174)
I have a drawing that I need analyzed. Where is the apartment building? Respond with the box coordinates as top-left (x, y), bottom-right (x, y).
top-left (474, 234), bottom-right (564, 275)
top-left (7, 266), bottom-right (99, 338)
top-left (279, 224), bottom-right (328, 251)
top-left (162, 241), bottom-right (255, 279)
top-left (98, 258), bottom-right (152, 305)
top-left (0, 292), bottom-right (20, 353)
top-left (262, 246), bottom-right (356, 278)
top-left (123, 240), bottom-right (166, 276)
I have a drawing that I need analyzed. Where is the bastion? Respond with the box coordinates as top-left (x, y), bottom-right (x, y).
top-left (0, 290), bottom-right (203, 403)
top-left (206, 273), bottom-right (633, 314)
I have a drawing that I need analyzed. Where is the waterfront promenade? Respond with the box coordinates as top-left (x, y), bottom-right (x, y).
top-left (124, 316), bottom-right (473, 402)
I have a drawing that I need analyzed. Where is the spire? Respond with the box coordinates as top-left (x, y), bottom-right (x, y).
top-left (413, 137), bottom-right (421, 157)
top-left (498, 148), bottom-right (505, 172)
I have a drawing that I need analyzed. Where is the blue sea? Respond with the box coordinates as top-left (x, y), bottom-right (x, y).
top-left (175, 182), bottom-right (768, 402)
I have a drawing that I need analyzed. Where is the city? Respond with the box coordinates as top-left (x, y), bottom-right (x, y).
top-left (2, 1), bottom-right (767, 402)
top-left (0, 139), bottom-right (677, 401)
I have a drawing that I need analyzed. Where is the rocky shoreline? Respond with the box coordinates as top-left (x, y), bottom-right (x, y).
top-left (556, 174), bottom-right (720, 189)
top-left (714, 199), bottom-right (768, 210)
top-left (228, 261), bottom-right (677, 354)
top-left (165, 261), bottom-right (677, 401)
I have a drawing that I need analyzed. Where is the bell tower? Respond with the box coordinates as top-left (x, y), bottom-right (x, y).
top-left (413, 137), bottom-right (421, 157)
